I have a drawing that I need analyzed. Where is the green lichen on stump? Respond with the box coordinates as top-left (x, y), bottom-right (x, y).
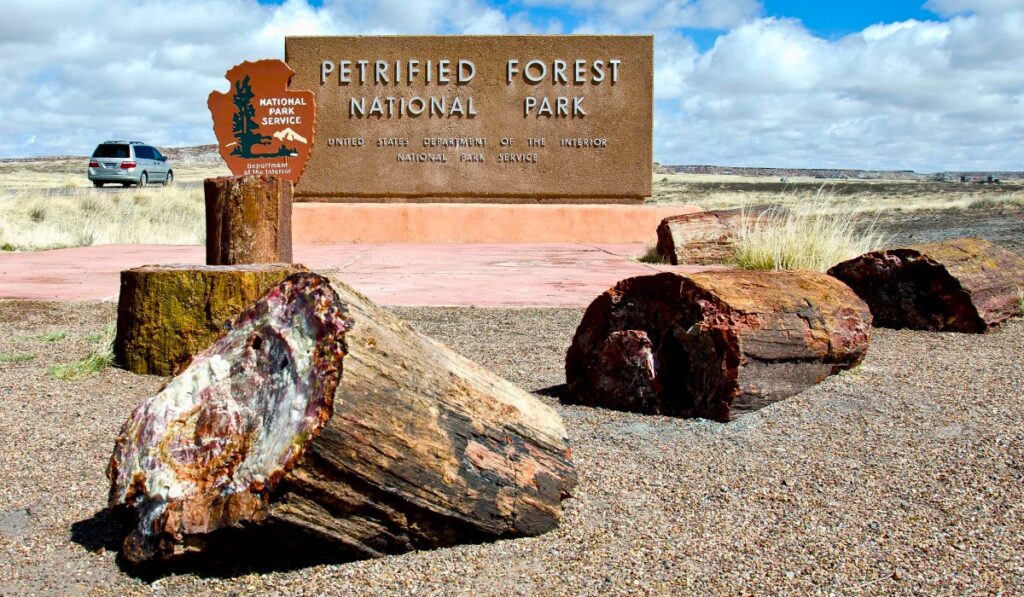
top-left (114, 264), bottom-right (307, 375)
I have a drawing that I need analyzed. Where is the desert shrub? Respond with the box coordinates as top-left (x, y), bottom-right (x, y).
top-left (732, 189), bottom-right (889, 272)
top-left (968, 196), bottom-right (1024, 210)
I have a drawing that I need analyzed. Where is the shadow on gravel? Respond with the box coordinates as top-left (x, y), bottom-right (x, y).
top-left (71, 509), bottom-right (361, 580)
top-left (534, 384), bottom-right (566, 399)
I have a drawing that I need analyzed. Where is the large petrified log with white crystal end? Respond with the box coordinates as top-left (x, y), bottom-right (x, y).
top-left (108, 272), bottom-right (577, 565)
top-left (827, 237), bottom-right (1024, 333)
top-left (565, 271), bottom-right (872, 422)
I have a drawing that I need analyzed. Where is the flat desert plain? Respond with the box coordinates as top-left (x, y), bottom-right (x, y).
top-left (1, 152), bottom-right (1023, 595)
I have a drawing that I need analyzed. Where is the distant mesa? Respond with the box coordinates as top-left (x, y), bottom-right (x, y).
top-left (273, 128), bottom-right (308, 145)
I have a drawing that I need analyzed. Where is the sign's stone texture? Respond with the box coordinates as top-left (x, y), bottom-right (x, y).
top-left (285, 36), bottom-right (653, 204)
top-left (208, 60), bottom-right (316, 183)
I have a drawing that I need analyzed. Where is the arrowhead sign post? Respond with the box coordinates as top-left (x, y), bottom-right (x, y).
top-left (208, 60), bottom-right (316, 183)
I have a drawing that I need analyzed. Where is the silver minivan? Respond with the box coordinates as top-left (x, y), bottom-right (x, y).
top-left (88, 141), bottom-right (173, 188)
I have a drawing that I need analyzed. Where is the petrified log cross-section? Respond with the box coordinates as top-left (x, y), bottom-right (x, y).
top-left (205, 175), bottom-right (293, 265)
top-left (565, 271), bottom-right (872, 422)
top-left (828, 237), bottom-right (1024, 333)
top-left (108, 273), bottom-right (577, 565)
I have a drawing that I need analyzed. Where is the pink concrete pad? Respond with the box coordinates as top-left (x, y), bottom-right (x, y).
top-left (293, 203), bottom-right (701, 243)
top-left (0, 243), bottom-right (718, 307)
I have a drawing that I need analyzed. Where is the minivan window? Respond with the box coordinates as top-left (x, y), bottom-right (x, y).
top-left (135, 146), bottom-right (152, 160)
top-left (93, 144), bottom-right (130, 158)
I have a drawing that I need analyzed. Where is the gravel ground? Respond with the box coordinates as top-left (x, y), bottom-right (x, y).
top-left (1, 300), bottom-right (1023, 595)
top-left (871, 206), bottom-right (1024, 254)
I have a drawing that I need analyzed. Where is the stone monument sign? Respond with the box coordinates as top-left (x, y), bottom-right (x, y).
top-left (285, 36), bottom-right (652, 203)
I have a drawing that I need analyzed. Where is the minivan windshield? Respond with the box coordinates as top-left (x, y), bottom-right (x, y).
top-left (93, 144), bottom-right (130, 158)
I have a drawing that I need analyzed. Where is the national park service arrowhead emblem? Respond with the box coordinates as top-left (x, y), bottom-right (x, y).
top-left (208, 60), bottom-right (316, 183)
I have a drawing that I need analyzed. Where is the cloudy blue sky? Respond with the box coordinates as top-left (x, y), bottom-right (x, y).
top-left (0, 0), bottom-right (1021, 171)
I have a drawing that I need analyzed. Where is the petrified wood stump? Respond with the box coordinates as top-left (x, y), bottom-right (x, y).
top-left (565, 271), bottom-right (872, 422)
top-left (114, 263), bottom-right (306, 375)
top-left (205, 175), bottom-right (293, 265)
top-left (828, 237), bottom-right (1024, 332)
top-left (108, 273), bottom-right (577, 565)
top-left (656, 204), bottom-right (783, 265)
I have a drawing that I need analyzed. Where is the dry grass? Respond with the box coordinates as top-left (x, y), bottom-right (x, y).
top-left (0, 186), bottom-right (204, 251)
top-left (650, 173), bottom-right (1024, 213)
top-left (0, 157), bottom-right (223, 251)
top-left (1, 157), bottom-right (1021, 252)
top-left (732, 191), bottom-right (890, 272)
top-left (0, 158), bottom-right (228, 190)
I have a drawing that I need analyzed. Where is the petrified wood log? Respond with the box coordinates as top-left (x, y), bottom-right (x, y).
top-left (565, 271), bottom-right (872, 422)
top-left (656, 204), bottom-right (783, 265)
top-left (114, 263), bottom-right (306, 376)
top-left (108, 273), bottom-right (577, 565)
top-left (205, 175), bottom-right (293, 265)
top-left (828, 237), bottom-right (1024, 332)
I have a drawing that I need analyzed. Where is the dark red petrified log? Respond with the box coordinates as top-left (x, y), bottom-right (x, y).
top-left (108, 273), bottom-right (577, 565)
top-left (205, 175), bottom-right (293, 265)
top-left (827, 237), bottom-right (1024, 332)
top-left (565, 271), bottom-right (872, 422)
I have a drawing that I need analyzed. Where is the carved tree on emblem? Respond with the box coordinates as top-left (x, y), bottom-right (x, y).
top-left (230, 76), bottom-right (271, 158)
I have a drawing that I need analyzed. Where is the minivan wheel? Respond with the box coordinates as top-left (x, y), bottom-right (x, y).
top-left (138, 173), bottom-right (148, 188)
top-left (163, 171), bottom-right (174, 187)
top-left (93, 182), bottom-right (103, 188)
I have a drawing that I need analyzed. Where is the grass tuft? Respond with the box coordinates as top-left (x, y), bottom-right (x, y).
top-left (634, 244), bottom-right (669, 264)
top-left (47, 325), bottom-right (115, 380)
top-left (0, 352), bottom-right (36, 364)
top-left (17, 330), bottom-right (69, 343)
top-left (732, 188), bottom-right (890, 272)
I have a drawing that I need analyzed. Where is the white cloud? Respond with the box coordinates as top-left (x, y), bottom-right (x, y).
top-left (660, 4), bottom-right (1024, 170)
top-left (0, 0), bottom-right (1021, 171)
top-left (526, 0), bottom-right (763, 29)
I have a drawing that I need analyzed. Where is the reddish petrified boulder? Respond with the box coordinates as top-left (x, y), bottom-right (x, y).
top-left (828, 237), bottom-right (1024, 332)
top-left (565, 271), bottom-right (872, 421)
top-left (656, 204), bottom-right (783, 265)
